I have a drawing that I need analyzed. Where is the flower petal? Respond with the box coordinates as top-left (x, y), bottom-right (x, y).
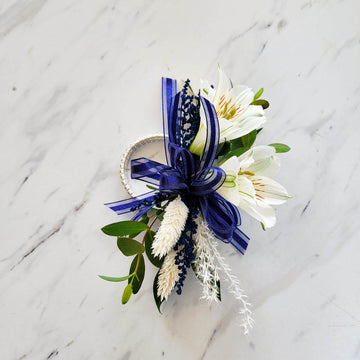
top-left (246, 146), bottom-right (280, 177)
top-left (221, 113), bottom-right (265, 141)
top-left (237, 197), bottom-right (277, 228)
top-left (219, 155), bottom-right (241, 176)
top-left (251, 175), bottom-right (291, 205)
top-left (217, 156), bottom-right (242, 205)
top-left (217, 183), bottom-right (241, 207)
top-left (200, 79), bottom-right (216, 102)
top-left (228, 86), bottom-right (254, 109)
top-left (213, 68), bottom-right (231, 105)
top-left (237, 148), bottom-right (255, 169)
top-left (237, 175), bottom-right (256, 199)
top-left (237, 105), bottom-right (265, 119)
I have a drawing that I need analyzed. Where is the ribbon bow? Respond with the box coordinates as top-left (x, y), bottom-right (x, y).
top-left (106, 78), bottom-right (249, 254)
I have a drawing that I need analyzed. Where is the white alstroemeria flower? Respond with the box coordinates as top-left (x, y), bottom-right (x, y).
top-left (217, 146), bottom-right (291, 229)
top-left (189, 69), bottom-right (266, 156)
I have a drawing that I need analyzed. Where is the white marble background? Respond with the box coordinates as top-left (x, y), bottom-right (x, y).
top-left (1, 0), bottom-right (359, 359)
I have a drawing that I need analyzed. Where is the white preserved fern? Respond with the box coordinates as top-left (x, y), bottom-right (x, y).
top-left (193, 218), bottom-right (221, 303)
top-left (195, 217), bottom-right (254, 334)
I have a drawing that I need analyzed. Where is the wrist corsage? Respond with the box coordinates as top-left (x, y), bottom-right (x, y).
top-left (100, 68), bottom-right (291, 333)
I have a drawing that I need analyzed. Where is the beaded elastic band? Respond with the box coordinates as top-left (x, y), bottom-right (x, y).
top-left (120, 134), bottom-right (163, 197)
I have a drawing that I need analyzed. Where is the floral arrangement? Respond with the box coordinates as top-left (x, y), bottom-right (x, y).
top-left (100, 69), bottom-right (291, 333)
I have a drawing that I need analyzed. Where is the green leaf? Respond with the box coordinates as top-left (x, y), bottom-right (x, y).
top-left (102, 221), bottom-right (149, 236)
top-left (122, 284), bottom-right (133, 304)
top-left (128, 216), bottom-right (149, 237)
top-left (250, 99), bottom-right (269, 109)
top-left (156, 211), bottom-right (164, 221)
top-left (253, 88), bottom-right (264, 101)
top-left (224, 147), bottom-right (250, 159)
top-left (217, 141), bottom-right (231, 157)
top-left (240, 130), bottom-right (257, 148)
top-left (140, 215), bottom-right (149, 225)
top-left (129, 254), bottom-right (145, 294)
top-left (153, 270), bottom-right (164, 313)
top-left (128, 231), bottom-right (142, 238)
top-left (268, 143), bottom-right (291, 153)
top-left (229, 137), bottom-right (244, 150)
top-left (146, 184), bottom-right (159, 191)
top-left (117, 237), bottom-right (145, 256)
top-left (145, 231), bottom-right (164, 268)
top-left (99, 274), bottom-right (134, 282)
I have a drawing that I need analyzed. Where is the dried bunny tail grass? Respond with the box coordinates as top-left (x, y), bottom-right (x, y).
top-left (199, 219), bottom-right (254, 334)
top-left (157, 250), bottom-right (180, 301)
top-left (152, 196), bottom-right (189, 258)
top-left (193, 217), bottom-right (221, 303)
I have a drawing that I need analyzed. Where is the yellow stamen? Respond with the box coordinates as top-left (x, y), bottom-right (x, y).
top-left (239, 170), bottom-right (255, 176)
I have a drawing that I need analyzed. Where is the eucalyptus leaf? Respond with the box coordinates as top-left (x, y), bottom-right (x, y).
top-left (122, 284), bottom-right (133, 304)
top-left (128, 230), bottom-right (142, 238)
top-left (129, 254), bottom-right (145, 294)
top-left (268, 143), bottom-right (291, 153)
top-left (153, 270), bottom-right (164, 313)
top-left (99, 274), bottom-right (134, 282)
top-left (140, 215), bottom-right (149, 225)
top-left (250, 99), bottom-right (269, 109)
top-left (101, 221), bottom-right (149, 236)
top-left (117, 237), bottom-right (145, 256)
top-left (155, 208), bottom-right (164, 221)
top-left (145, 231), bottom-right (164, 268)
top-left (253, 88), bottom-right (264, 101)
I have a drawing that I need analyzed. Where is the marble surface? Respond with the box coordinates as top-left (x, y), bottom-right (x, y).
top-left (1, 0), bottom-right (360, 359)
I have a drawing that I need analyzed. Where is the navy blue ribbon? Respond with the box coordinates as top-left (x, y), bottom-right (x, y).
top-left (105, 77), bottom-right (249, 254)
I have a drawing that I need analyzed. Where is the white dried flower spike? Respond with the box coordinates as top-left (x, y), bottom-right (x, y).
top-left (152, 195), bottom-right (189, 258)
top-left (157, 250), bottom-right (180, 301)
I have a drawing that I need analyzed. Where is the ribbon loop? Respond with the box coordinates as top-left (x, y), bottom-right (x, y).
top-left (106, 78), bottom-right (250, 253)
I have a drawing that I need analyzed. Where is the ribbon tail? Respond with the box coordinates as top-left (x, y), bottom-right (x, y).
top-left (105, 190), bottom-right (160, 215)
top-left (198, 96), bottom-right (220, 173)
top-left (199, 193), bottom-right (249, 254)
top-left (162, 77), bottom-right (177, 164)
top-left (131, 157), bottom-right (171, 186)
top-left (132, 205), bottom-right (154, 221)
top-left (231, 227), bottom-right (250, 254)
